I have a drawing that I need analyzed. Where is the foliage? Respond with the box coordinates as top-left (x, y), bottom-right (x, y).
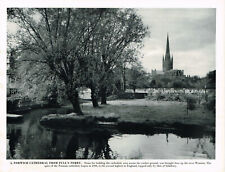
top-left (8, 8), bottom-right (149, 112)
top-left (172, 80), bottom-right (185, 88)
top-left (149, 79), bottom-right (156, 88)
top-left (8, 8), bottom-right (93, 114)
top-left (149, 74), bottom-right (210, 89)
top-left (204, 90), bottom-right (215, 112)
top-left (186, 96), bottom-right (197, 110)
top-left (126, 62), bottom-right (147, 93)
top-left (83, 9), bottom-right (149, 104)
top-left (206, 70), bottom-right (216, 89)
top-left (156, 92), bottom-right (166, 100)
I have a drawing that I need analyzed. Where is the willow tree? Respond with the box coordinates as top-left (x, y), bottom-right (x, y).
top-left (8, 8), bottom-right (104, 114)
top-left (83, 9), bottom-right (149, 105)
top-left (8, 8), bottom-right (149, 113)
top-left (93, 9), bottom-right (148, 104)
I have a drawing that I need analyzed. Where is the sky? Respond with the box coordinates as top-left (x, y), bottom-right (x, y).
top-left (137, 8), bottom-right (216, 77)
top-left (8, 8), bottom-right (216, 77)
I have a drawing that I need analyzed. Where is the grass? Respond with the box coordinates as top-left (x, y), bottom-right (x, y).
top-left (79, 99), bottom-right (215, 129)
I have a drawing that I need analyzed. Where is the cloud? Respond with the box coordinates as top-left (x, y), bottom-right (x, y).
top-left (137, 8), bottom-right (216, 77)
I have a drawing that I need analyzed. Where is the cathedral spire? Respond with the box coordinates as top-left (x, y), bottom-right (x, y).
top-left (163, 33), bottom-right (173, 72)
top-left (166, 33), bottom-right (170, 55)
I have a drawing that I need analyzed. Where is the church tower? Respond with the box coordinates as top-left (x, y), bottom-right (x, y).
top-left (163, 34), bottom-right (173, 72)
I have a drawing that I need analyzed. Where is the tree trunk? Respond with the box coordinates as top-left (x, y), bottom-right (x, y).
top-left (67, 89), bottom-right (83, 115)
top-left (91, 86), bottom-right (99, 108)
top-left (48, 84), bottom-right (60, 108)
top-left (100, 86), bottom-right (107, 104)
top-left (123, 64), bottom-right (126, 91)
top-left (70, 97), bottom-right (83, 115)
top-left (101, 95), bottom-right (107, 105)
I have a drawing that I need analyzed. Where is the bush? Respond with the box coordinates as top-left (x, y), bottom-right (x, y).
top-left (187, 96), bottom-right (197, 110)
top-left (156, 92), bottom-right (165, 100)
top-left (172, 80), bottom-right (184, 88)
top-left (7, 98), bottom-right (20, 112)
top-left (205, 96), bottom-right (215, 112)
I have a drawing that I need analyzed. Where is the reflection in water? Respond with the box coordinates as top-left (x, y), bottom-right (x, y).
top-left (65, 132), bottom-right (117, 159)
top-left (7, 108), bottom-right (215, 159)
top-left (7, 128), bottom-right (21, 158)
top-left (108, 134), bottom-right (215, 159)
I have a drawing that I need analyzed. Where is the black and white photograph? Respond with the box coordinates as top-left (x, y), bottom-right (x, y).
top-left (6, 8), bottom-right (216, 160)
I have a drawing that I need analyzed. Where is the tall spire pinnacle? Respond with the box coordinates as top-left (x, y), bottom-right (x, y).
top-left (166, 33), bottom-right (170, 55)
top-left (163, 33), bottom-right (173, 72)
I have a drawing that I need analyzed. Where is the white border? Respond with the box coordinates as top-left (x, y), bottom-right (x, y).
top-left (0, 0), bottom-right (224, 172)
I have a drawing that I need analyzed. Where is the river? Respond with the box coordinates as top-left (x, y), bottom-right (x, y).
top-left (7, 108), bottom-right (215, 159)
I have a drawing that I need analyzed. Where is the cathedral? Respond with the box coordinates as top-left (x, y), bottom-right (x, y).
top-left (163, 35), bottom-right (173, 72)
top-left (151, 34), bottom-right (184, 77)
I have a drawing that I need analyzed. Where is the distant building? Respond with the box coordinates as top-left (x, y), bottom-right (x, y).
top-left (163, 35), bottom-right (173, 72)
top-left (164, 69), bottom-right (184, 77)
top-left (152, 34), bottom-right (184, 77)
top-left (151, 69), bottom-right (164, 76)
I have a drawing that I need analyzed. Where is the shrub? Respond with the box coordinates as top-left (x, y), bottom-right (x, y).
top-left (187, 96), bottom-right (197, 110)
top-left (156, 92), bottom-right (165, 100)
top-left (205, 96), bottom-right (215, 112)
top-left (7, 98), bottom-right (20, 112)
top-left (172, 80), bottom-right (184, 88)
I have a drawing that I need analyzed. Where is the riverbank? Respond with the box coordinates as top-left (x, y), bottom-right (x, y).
top-left (40, 99), bottom-right (215, 134)
top-left (87, 100), bottom-right (214, 131)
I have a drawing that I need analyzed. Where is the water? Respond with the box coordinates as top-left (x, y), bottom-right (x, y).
top-left (7, 108), bottom-right (215, 159)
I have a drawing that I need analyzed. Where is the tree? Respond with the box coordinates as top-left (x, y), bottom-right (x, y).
top-left (206, 70), bottom-right (216, 89)
top-left (150, 79), bottom-right (156, 88)
top-left (119, 48), bottom-right (140, 92)
top-left (172, 79), bottom-right (185, 88)
top-left (8, 8), bottom-right (149, 113)
top-left (16, 55), bottom-right (63, 107)
top-left (87, 9), bottom-right (149, 104)
top-left (74, 9), bottom-right (149, 105)
top-left (8, 8), bottom-right (103, 114)
top-left (127, 62), bottom-right (146, 93)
